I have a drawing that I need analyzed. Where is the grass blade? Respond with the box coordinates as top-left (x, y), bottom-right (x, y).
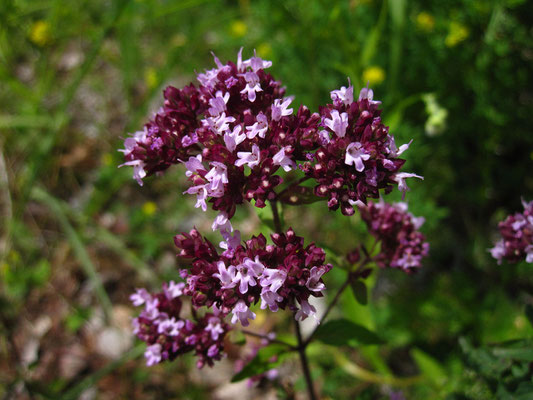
top-left (0, 114), bottom-right (55, 129)
top-left (360, 0), bottom-right (387, 67)
top-left (30, 187), bottom-right (112, 322)
top-left (387, 0), bottom-right (406, 102)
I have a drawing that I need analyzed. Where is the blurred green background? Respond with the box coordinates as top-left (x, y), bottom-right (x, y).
top-left (1, 0), bottom-right (532, 398)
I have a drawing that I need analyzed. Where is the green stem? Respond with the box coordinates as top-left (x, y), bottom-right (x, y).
top-left (270, 200), bottom-right (282, 233)
top-left (304, 254), bottom-right (374, 347)
top-left (294, 317), bottom-right (318, 400)
top-left (276, 176), bottom-right (310, 199)
top-left (269, 199), bottom-right (318, 400)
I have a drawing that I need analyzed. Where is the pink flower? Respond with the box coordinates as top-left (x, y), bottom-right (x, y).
top-left (248, 50), bottom-right (273, 72)
top-left (273, 147), bottom-right (296, 172)
top-left (213, 261), bottom-right (238, 289)
top-left (245, 112), bottom-right (268, 139)
top-left (157, 317), bottom-right (184, 336)
top-left (231, 300), bottom-right (256, 326)
top-left (295, 299), bottom-right (317, 322)
top-left (271, 98), bottom-right (293, 121)
top-left (306, 266), bottom-right (327, 292)
top-left (260, 268), bottom-right (287, 293)
top-left (205, 162), bottom-right (228, 195)
top-left (208, 91), bottom-right (230, 116)
top-left (330, 79), bottom-right (354, 106)
top-left (224, 125), bottom-right (246, 152)
top-left (393, 172), bottom-right (424, 197)
top-left (130, 288), bottom-right (151, 306)
top-left (164, 281), bottom-right (185, 299)
top-left (235, 144), bottom-right (261, 168)
top-left (323, 110), bottom-right (349, 138)
top-left (345, 142), bottom-right (370, 172)
top-left (240, 71), bottom-right (263, 102)
top-left (145, 344), bottom-right (162, 366)
top-left (205, 317), bottom-right (225, 340)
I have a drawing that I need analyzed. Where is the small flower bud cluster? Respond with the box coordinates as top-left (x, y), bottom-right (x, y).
top-left (490, 199), bottom-right (533, 264)
top-left (175, 227), bottom-right (332, 326)
top-left (359, 200), bottom-right (429, 271)
top-left (120, 49), bottom-right (320, 220)
top-left (130, 282), bottom-right (230, 368)
top-left (119, 83), bottom-right (207, 185)
top-left (301, 83), bottom-right (422, 216)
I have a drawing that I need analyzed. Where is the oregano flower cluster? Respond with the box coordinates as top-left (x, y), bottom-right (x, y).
top-left (120, 49), bottom-right (320, 223)
top-left (119, 49), bottom-right (420, 228)
top-left (130, 282), bottom-right (230, 369)
top-left (122, 50), bottom-right (428, 369)
top-left (490, 199), bottom-right (533, 264)
top-left (359, 200), bottom-right (429, 271)
top-left (302, 85), bottom-right (422, 216)
top-left (175, 227), bottom-right (331, 325)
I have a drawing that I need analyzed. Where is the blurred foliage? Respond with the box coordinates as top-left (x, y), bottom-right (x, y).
top-left (0, 0), bottom-right (532, 398)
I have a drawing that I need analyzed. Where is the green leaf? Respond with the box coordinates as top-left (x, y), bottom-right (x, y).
top-left (492, 346), bottom-right (533, 362)
top-left (255, 206), bottom-right (275, 231)
top-left (513, 382), bottom-right (533, 399)
top-left (231, 344), bottom-right (289, 382)
top-left (65, 307), bottom-right (91, 333)
top-left (459, 337), bottom-right (508, 378)
top-left (411, 348), bottom-right (446, 387)
top-left (350, 280), bottom-right (368, 305)
top-left (360, 0), bottom-right (387, 67)
top-left (525, 304), bottom-right (533, 327)
top-left (314, 319), bottom-right (384, 347)
top-left (229, 330), bottom-right (246, 346)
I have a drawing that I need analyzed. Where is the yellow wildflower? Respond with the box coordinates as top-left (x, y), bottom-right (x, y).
top-left (29, 20), bottom-right (51, 47)
top-left (142, 201), bottom-right (157, 216)
top-left (257, 43), bottom-right (273, 59)
top-left (415, 12), bottom-right (435, 32)
top-left (145, 68), bottom-right (159, 90)
top-left (230, 20), bottom-right (248, 38)
top-left (171, 33), bottom-right (187, 47)
top-left (362, 66), bottom-right (385, 86)
top-left (102, 153), bottom-right (113, 166)
top-left (445, 21), bottom-right (469, 47)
